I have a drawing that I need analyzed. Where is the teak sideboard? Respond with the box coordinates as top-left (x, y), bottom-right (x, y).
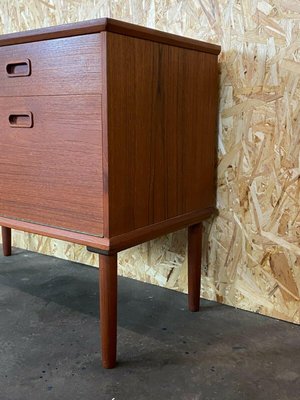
top-left (0, 18), bottom-right (220, 368)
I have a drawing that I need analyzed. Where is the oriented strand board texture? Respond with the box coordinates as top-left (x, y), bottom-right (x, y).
top-left (0, 0), bottom-right (299, 324)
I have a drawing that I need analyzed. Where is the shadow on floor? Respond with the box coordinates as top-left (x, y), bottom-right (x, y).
top-left (0, 249), bottom-right (299, 400)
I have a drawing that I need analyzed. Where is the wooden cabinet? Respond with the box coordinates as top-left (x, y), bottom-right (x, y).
top-left (0, 18), bottom-right (220, 368)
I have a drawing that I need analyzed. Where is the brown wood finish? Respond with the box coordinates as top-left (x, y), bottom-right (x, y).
top-left (101, 32), bottom-right (110, 239)
top-left (0, 95), bottom-right (103, 236)
top-left (0, 216), bottom-right (110, 249)
top-left (0, 18), bottom-right (220, 55)
top-left (105, 32), bottom-right (219, 238)
top-left (0, 34), bottom-right (102, 96)
top-left (99, 253), bottom-right (118, 368)
top-left (105, 19), bottom-right (220, 54)
top-left (1, 226), bottom-right (11, 256)
top-left (0, 19), bottom-right (108, 47)
top-left (107, 208), bottom-right (216, 253)
top-left (0, 208), bottom-right (215, 254)
top-left (0, 20), bottom-right (220, 368)
top-left (188, 223), bottom-right (203, 312)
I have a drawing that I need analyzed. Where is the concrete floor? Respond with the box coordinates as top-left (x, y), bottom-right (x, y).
top-left (0, 248), bottom-right (299, 400)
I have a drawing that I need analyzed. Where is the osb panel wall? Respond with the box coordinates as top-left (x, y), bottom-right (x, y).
top-left (0, 0), bottom-right (299, 324)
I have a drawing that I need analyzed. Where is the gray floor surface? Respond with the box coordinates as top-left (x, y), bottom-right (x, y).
top-left (0, 248), bottom-right (299, 400)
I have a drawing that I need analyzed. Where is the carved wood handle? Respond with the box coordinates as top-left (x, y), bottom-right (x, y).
top-left (8, 112), bottom-right (33, 128)
top-left (6, 59), bottom-right (31, 77)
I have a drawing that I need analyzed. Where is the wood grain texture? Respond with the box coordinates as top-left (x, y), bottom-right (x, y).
top-left (0, 34), bottom-right (102, 96)
top-left (0, 216), bottom-right (109, 249)
top-left (0, 210), bottom-right (215, 255)
top-left (105, 32), bottom-right (219, 238)
top-left (1, 226), bottom-right (11, 256)
top-left (0, 17), bottom-right (220, 55)
top-left (99, 253), bottom-right (118, 368)
top-left (0, 14), bottom-right (219, 253)
top-left (0, 95), bottom-right (103, 236)
top-left (100, 32), bottom-right (110, 239)
top-left (107, 208), bottom-right (216, 253)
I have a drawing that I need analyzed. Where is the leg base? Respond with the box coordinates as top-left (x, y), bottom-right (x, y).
top-left (188, 223), bottom-right (202, 312)
top-left (99, 253), bottom-right (118, 369)
top-left (2, 227), bottom-right (12, 257)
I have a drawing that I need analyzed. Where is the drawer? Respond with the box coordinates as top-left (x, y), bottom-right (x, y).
top-left (0, 95), bottom-right (103, 236)
top-left (0, 34), bottom-right (102, 96)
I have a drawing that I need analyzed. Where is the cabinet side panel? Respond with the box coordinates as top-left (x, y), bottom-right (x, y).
top-left (106, 32), bottom-right (219, 237)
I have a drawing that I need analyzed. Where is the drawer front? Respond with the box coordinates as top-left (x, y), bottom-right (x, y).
top-left (0, 34), bottom-right (102, 96)
top-left (0, 95), bottom-right (103, 236)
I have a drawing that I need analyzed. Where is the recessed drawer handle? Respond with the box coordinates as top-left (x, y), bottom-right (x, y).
top-left (8, 112), bottom-right (33, 128)
top-left (6, 59), bottom-right (31, 77)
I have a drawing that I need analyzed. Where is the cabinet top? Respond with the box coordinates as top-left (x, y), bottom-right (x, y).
top-left (0, 17), bottom-right (221, 55)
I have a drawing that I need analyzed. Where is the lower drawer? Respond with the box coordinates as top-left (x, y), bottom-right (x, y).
top-left (0, 95), bottom-right (104, 236)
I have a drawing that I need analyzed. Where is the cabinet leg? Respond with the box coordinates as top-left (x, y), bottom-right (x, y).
top-left (99, 253), bottom-right (118, 369)
top-left (188, 223), bottom-right (202, 312)
top-left (1, 227), bottom-right (12, 257)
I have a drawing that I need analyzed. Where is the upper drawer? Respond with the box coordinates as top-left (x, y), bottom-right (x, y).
top-left (0, 33), bottom-right (102, 96)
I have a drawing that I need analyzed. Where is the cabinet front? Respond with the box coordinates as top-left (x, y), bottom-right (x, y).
top-left (0, 33), bottom-right (104, 236)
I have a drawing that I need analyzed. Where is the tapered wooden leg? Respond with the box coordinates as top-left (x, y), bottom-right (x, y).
top-left (99, 253), bottom-right (118, 369)
top-left (188, 223), bottom-right (202, 312)
top-left (1, 227), bottom-right (12, 257)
